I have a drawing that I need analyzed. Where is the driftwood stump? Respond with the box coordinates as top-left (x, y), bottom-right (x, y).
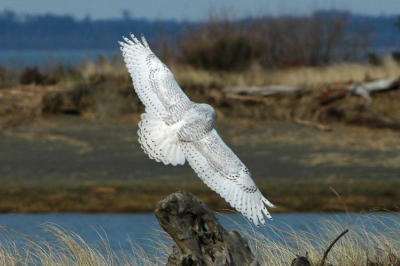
top-left (291, 256), bottom-right (311, 266)
top-left (155, 191), bottom-right (259, 266)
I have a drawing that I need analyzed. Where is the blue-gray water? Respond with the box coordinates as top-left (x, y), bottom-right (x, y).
top-left (0, 49), bottom-right (118, 67)
top-left (0, 213), bottom-right (398, 254)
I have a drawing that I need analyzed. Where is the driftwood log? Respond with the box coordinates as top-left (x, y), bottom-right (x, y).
top-left (291, 256), bottom-right (312, 266)
top-left (155, 191), bottom-right (259, 266)
top-left (224, 79), bottom-right (399, 102)
top-left (345, 78), bottom-right (400, 101)
top-left (155, 192), bottom-right (352, 265)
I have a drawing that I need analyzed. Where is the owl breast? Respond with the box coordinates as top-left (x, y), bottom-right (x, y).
top-left (177, 103), bottom-right (216, 142)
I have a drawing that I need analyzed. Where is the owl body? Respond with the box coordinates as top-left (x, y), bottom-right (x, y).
top-left (178, 103), bottom-right (216, 142)
top-left (119, 34), bottom-right (275, 225)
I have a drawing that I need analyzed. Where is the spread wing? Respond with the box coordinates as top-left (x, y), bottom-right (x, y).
top-left (180, 129), bottom-right (275, 225)
top-left (120, 34), bottom-right (274, 225)
top-left (119, 34), bottom-right (192, 123)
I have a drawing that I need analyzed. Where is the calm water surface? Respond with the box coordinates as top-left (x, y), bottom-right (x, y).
top-left (0, 213), bottom-right (398, 254)
top-left (0, 49), bottom-right (118, 67)
top-left (0, 47), bottom-right (395, 68)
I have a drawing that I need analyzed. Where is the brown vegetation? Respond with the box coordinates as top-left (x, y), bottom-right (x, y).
top-left (1, 57), bottom-right (400, 130)
top-left (0, 178), bottom-right (398, 213)
top-left (176, 11), bottom-right (367, 70)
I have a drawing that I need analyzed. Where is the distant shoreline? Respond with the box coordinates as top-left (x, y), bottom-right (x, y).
top-left (0, 178), bottom-right (398, 214)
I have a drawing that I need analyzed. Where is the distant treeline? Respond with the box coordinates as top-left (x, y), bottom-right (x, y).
top-left (0, 10), bottom-right (192, 50)
top-left (0, 10), bottom-right (399, 52)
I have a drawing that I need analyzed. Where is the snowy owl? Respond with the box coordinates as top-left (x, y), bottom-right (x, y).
top-left (119, 34), bottom-right (275, 225)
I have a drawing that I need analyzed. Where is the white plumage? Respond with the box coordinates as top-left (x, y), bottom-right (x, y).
top-left (119, 34), bottom-right (275, 225)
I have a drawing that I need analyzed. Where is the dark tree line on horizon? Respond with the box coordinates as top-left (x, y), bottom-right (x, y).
top-left (0, 10), bottom-right (191, 50)
top-left (0, 9), bottom-right (399, 51)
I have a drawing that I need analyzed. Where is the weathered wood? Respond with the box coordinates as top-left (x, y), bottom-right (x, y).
top-left (155, 191), bottom-right (259, 266)
top-left (345, 79), bottom-right (400, 101)
top-left (291, 256), bottom-right (312, 266)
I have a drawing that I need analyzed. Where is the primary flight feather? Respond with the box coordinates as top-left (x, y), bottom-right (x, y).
top-left (119, 34), bottom-right (275, 225)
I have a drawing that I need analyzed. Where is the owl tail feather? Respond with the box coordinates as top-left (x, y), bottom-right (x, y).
top-left (138, 112), bottom-right (185, 166)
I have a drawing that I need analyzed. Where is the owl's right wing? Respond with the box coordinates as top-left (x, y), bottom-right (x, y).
top-left (180, 129), bottom-right (275, 225)
top-left (119, 34), bottom-right (192, 123)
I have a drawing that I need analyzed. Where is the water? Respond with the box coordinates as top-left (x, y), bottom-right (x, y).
top-left (0, 213), bottom-right (398, 255)
top-left (0, 49), bottom-right (118, 68)
top-left (0, 46), bottom-right (396, 69)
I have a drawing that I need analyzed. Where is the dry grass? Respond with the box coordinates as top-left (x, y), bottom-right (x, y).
top-left (171, 60), bottom-right (400, 126)
top-left (245, 214), bottom-right (400, 265)
top-left (0, 216), bottom-right (398, 265)
top-left (76, 58), bottom-right (127, 84)
top-left (0, 224), bottom-right (168, 265)
top-left (1, 57), bottom-right (400, 129)
top-left (51, 55), bottom-right (400, 91)
top-left (172, 59), bottom-right (400, 90)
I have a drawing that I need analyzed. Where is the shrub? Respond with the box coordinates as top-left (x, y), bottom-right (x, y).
top-left (367, 53), bottom-right (382, 66)
top-left (392, 51), bottom-right (400, 64)
top-left (20, 66), bottom-right (60, 85)
top-left (176, 11), bottom-right (366, 71)
top-left (20, 67), bottom-right (46, 84)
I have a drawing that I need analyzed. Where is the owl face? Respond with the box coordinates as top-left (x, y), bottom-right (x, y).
top-left (198, 103), bottom-right (216, 122)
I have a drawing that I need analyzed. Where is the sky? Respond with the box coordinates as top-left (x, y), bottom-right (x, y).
top-left (2, 0), bottom-right (400, 21)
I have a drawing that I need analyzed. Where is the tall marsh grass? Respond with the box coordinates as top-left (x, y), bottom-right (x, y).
top-left (0, 215), bottom-right (398, 265)
top-left (0, 224), bottom-right (169, 266)
top-left (245, 214), bottom-right (400, 265)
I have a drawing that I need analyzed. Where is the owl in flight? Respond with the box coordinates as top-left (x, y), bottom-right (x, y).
top-left (119, 34), bottom-right (274, 225)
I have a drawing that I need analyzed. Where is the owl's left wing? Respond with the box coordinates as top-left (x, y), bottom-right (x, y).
top-left (180, 129), bottom-right (275, 225)
top-left (119, 34), bottom-right (192, 123)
